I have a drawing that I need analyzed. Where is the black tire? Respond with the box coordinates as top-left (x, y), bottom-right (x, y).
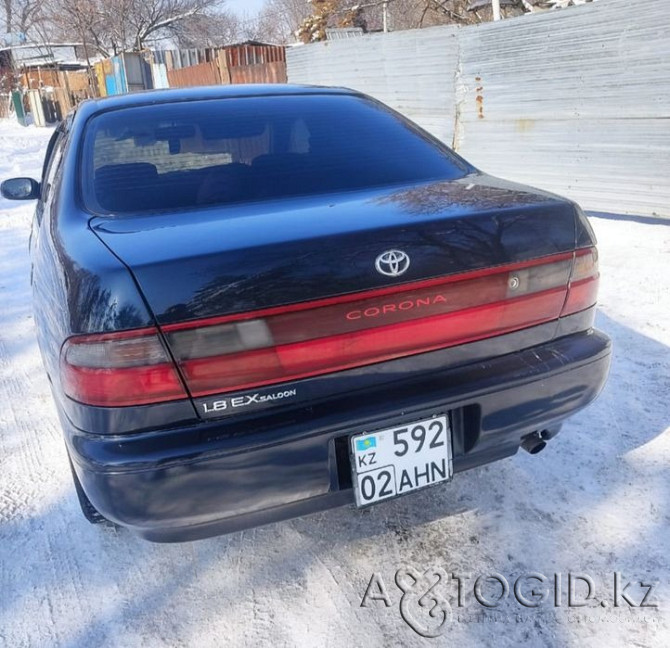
top-left (68, 455), bottom-right (115, 526)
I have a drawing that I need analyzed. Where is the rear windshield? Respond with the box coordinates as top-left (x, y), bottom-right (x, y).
top-left (82, 94), bottom-right (469, 214)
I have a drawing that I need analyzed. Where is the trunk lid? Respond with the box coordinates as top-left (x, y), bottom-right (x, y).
top-left (91, 174), bottom-right (576, 323)
top-left (90, 174), bottom-right (583, 410)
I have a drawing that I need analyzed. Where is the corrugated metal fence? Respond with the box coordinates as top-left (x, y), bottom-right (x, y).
top-left (159, 43), bottom-right (287, 89)
top-left (167, 61), bottom-right (220, 88)
top-left (288, 0), bottom-right (670, 217)
top-left (289, 26), bottom-right (459, 145)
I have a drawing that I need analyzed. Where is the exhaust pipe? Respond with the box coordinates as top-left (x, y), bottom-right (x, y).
top-left (520, 431), bottom-right (547, 455)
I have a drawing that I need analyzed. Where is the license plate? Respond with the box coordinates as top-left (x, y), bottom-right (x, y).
top-left (350, 414), bottom-right (452, 507)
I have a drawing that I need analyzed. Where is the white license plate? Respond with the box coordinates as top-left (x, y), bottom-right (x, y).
top-left (350, 415), bottom-right (452, 507)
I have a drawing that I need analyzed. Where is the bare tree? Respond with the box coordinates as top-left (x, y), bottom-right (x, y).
top-left (257, 0), bottom-right (576, 43)
top-left (168, 9), bottom-right (241, 48)
top-left (2, 0), bottom-right (43, 36)
top-left (246, 0), bottom-right (312, 44)
top-left (18, 0), bottom-right (597, 53)
top-left (122, 0), bottom-right (224, 50)
top-left (43, 0), bottom-right (229, 55)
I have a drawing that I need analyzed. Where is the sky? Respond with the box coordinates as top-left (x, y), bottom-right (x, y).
top-left (226, 0), bottom-right (267, 17)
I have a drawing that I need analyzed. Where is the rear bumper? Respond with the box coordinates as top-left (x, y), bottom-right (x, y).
top-left (66, 327), bottom-right (611, 542)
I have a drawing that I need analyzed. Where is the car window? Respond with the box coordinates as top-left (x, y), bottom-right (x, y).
top-left (42, 132), bottom-right (66, 204)
top-left (41, 127), bottom-right (63, 183)
top-left (81, 94), bottom-right (469, 215)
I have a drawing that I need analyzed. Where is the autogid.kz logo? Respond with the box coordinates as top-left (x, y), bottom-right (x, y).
top-left (360, 567), bottom-right (659, 637)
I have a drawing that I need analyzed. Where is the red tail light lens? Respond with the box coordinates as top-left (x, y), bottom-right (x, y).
top-left (62, 250), bottom-right (599, 408)
top-left (163, 253), bottom-right (575, 398)
top-left (561, 247), bottom-right (599, 316)
top-left (61, 328), bottom-right (188, 407)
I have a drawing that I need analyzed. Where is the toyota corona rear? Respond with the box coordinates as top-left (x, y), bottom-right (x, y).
top-left (0, 85), bottom-right (611, 542)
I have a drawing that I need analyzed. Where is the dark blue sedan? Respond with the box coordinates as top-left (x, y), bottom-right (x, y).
top-left (1, 85), bottom-right (610, 542)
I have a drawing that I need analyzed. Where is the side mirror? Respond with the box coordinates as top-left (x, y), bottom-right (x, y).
top-left (1, 177), bottom-right (41, 201)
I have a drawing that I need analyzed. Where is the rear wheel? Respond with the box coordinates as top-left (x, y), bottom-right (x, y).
top-left (68, 456), bottom-right (114, 526)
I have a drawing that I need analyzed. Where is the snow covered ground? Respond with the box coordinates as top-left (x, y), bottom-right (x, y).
top-left (0, 120), bottom-right (668, 647)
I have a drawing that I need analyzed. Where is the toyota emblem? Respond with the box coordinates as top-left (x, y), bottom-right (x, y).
top-left (375, 250), bottom-right (411, 277)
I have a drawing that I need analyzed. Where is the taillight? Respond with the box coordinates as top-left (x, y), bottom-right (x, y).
top-left (61, 328), bottom-right (188, 407)
top-left (561, 247), bottom-right (599, 316)
top-left (163, 253), bottom-right (575, 398)
top-left (62, 250), bottom-right (599, 408)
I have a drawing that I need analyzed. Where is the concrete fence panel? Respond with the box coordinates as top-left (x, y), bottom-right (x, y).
top-left (287, 26), bottom-right (460, 145)
top-left (287, 0), bottom-right (670, 217)
top-left (456, 0), bottom-right (670, 217)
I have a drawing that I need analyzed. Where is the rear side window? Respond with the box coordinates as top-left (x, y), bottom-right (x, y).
top-left (82, 94), bottom-right (469, 214)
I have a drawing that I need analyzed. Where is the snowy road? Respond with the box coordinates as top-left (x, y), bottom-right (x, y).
top-left (0, 121), bottom-right (668, 647)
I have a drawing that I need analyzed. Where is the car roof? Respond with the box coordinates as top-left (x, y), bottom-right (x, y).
top-left (75, 84), bottom-right (359, 120)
